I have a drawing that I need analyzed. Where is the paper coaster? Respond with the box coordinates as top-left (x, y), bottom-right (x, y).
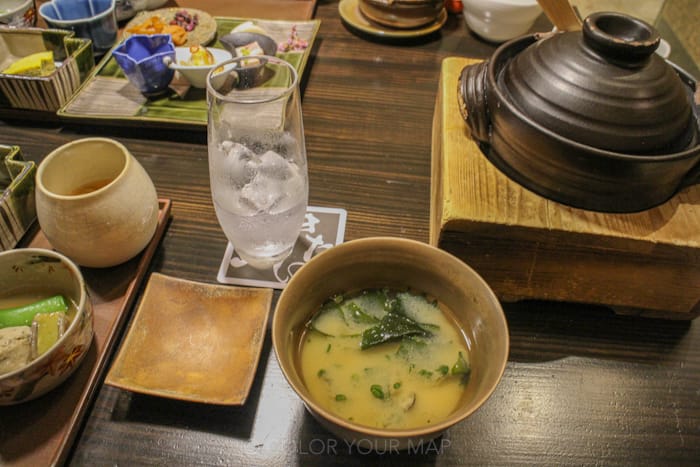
top-left (216, 206), bottom-right (347, 289)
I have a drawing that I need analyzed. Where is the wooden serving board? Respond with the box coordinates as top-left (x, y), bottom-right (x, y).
top-left (0, 199), bottom-right (171, 466)
top-left (431, 57), bottom-right (700, 320)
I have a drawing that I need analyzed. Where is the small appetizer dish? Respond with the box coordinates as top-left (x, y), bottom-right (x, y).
top-left (0, 28), bottom-right (93, 112)
top-left (123, 8), bottom-right (217, 47)
top-left (219, 31), bottom-right (277, 63)
top-left (164, 45), bottom-right (232, 89)
top-left (218, 32), bottom-right (278, 88)
top-left (0, 248), bottom-right (94, 405)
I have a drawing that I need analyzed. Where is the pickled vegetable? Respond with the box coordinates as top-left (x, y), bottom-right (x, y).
top-left (32, 311), bottom-right (67, 356)
top-left (182, 45), bottom-right (214, 66)
top-left (2, 51), bottom-right (55, 77)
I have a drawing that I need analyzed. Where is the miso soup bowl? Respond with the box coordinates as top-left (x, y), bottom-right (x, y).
top-left (272, 237), bottom-right (509, 450)
top-left (0, 248), bottom-right (94, 405)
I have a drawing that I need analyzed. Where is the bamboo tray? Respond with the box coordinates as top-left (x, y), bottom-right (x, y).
top-left (431, 57), bottom-right (700, 319)
top-left (0, 199), bottom-right (171, 466)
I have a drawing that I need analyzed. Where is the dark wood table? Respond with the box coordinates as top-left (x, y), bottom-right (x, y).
top-left (2, 2), bottom-right (699, 465)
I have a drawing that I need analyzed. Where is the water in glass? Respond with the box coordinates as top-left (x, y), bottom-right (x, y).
top-left (206, 56), bottom-right (309, 269)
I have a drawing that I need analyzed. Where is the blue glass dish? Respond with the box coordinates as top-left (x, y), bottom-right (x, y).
top-left (112, 34), bottom-right (176, 97)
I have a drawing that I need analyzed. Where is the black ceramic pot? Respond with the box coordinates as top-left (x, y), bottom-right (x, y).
top-left (458, 12), bottom-right (700, 213)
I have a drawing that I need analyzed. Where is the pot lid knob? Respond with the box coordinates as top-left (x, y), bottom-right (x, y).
top-left (583, 12), bottom-right (660, 64)
top-left (501, 12), bottom-right (698, 155)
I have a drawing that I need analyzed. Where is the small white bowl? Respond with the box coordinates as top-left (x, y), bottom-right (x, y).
top-left (164, 47), bottom-right (233, 89)
top-left (462, 0), bottom-right (542, 43)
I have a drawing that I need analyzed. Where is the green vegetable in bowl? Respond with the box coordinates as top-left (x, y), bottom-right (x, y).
top-left (0, 295), bottom-right (68, 328)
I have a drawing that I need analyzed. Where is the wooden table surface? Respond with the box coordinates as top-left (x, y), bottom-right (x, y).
top-left (2, 1), bottom-right (700, 465)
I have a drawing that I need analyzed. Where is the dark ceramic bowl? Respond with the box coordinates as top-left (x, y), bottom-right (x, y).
top-left (358, 0), bottom-right (443, 29)
top-left (218, 32), bottom-right (278, 87)
top-left (219, 32), bottom-right (277, 59)
top-left (458, 12), bottom-right (700, 213)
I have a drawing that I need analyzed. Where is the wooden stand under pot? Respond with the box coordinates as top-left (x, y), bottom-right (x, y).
top-left (430, 57), bottom-right (700, 320)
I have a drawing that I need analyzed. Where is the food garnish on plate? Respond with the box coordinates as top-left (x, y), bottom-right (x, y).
top-left (278, 25), bottom-right (309, 52)
top-left (169, 9), bottom-right (199, 32)
top-left (179, 45), bottom-right (214, 66)
top-left (2, 51), bottom-right (56, 77)
top-left (235, 41), bottom-right (265, 66)
top-left (126, 15), bottom-right (188, 46)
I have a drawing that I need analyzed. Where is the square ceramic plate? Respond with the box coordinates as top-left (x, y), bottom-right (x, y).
top-left (57, 17), bottom-right (320, 129)
top-left (105, 273), bottom-right (273, 405)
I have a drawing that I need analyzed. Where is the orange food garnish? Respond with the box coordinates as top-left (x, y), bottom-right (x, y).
top-left (126, 16), bottom-right (188, 46)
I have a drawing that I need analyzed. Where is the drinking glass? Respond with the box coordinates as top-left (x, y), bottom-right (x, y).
top-left (206, 55), bottom-right (309, 270)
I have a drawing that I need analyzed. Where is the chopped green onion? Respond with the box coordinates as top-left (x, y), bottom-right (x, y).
top-left (370, 384), bottom-right (385, 399)
top-left (451, 351), bottom-right (470, 376)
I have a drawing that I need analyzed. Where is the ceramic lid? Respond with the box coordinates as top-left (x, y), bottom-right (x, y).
top-left (499, 12), bottom-right (698, 155)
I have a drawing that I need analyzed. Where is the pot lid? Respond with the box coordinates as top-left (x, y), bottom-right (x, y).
top-left (499, 12), bottom-right (698, 155)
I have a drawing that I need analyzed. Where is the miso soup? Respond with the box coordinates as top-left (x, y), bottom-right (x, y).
top-left (300, 288), bottom-right (471, 430)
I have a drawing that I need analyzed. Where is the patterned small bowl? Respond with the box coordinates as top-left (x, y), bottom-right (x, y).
top-left (0, 248), bottom-right (94, 405)
top-left (0, 28), bottom-right (94, 112)
top-left (0, 0), bottom-right (37, 27)
top-left (112, 34), bottom-right (175, 96)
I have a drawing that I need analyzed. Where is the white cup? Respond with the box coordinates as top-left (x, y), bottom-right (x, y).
top-left (462, 0), bottom-right (542, 43)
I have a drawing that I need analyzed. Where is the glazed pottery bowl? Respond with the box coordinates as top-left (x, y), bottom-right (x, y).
top-left (458, 12), bottom-right (700, 212)
top-left (35, 137), bottom-right (159, 268)
top-left (0, 28), bottom-right (94, 112)
top-left (0, 248), bottom-right (93, 405)
top-left (164, 46), bottom-right (232, 89)
top-left (272, 237), bottom-right (509, 450)
top-left (0, 145), bottom-right (36, 251)
top-left (462, 0), bottom-right (542, 43)
top-left (0, 0), bottom-right (36, 27)
top-left (358, 0), bottom-right (443, 29)
top-left (39, 0), bottom-right (117, 54)
top-left (113, 34), bottom-right (175, 96)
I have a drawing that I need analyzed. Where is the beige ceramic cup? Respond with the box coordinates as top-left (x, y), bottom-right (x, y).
top-left (36, 137), bottom-right (159, 268)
